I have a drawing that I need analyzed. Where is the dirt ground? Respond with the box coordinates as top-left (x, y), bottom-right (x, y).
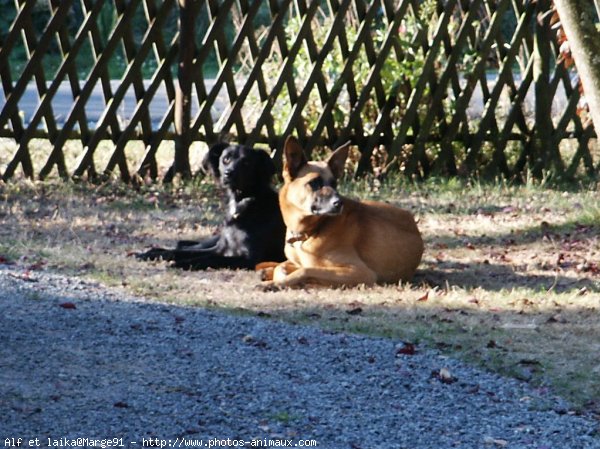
top-left (1, 177), bottom-right (599, 415)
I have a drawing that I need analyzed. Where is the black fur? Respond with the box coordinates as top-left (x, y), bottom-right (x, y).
top-left (137, 143), bottom-right (286, 270)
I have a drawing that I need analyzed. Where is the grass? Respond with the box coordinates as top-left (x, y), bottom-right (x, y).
top-left (0, 175), bottom-right (599, 416)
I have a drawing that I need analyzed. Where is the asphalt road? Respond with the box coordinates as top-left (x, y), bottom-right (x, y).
top-left (0, 77), bottom-right (567, 131)
top-left (0, 80), bottom-right (223, 129)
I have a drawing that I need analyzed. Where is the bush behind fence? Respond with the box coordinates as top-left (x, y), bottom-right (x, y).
top-left (0, 0), bottom-right (597, 182)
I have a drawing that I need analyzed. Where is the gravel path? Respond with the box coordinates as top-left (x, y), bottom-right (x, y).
top-left (1, 265), bottom-right (599, 449)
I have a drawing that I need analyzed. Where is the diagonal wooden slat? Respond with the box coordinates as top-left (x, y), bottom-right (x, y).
top-left (207, 0), bottom-right (247, 140)
top-left (45, 0), bottom-right (89, 179)
top-left (51, 0), bottom-right (143, 179)
top-left (2, 0), bottom-right (74, 179)
top-left (333, 0), bottom-right (412, 152)
top-left (245, 0), bottom-right (320, 150)
top-left (188, 0), bottom-right (238, 143)
top-left (73, 0), bottom-right (174, 180)
top-left (386, 0), bottom-right (459, 175)
top-left (430, 0), bottom-right (511, 176)
top-left (303, 0), bottom-right (382, 153)
top-left (36, 0), bottom-right (111, 179)
top-left (410, 0), bottom-right (483, 176)
top-left (462, 0), bottom-right (534, 173)
top-left (216, 0), bottom-right (283, 147)
top-left (278, 0), bottom-right (353, 146)
top-left (105, 19), bottom-right (179, 179)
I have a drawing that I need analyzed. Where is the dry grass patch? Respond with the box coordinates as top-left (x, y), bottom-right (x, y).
top-left (1, 177), bottom-right (599, 415)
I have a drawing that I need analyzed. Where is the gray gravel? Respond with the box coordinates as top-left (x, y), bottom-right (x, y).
top-left (1, 265), bottom-right (599, 449)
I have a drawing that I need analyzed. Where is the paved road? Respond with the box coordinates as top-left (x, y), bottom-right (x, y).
top-left (0, 80), bottom-right (224, 129)
top-left (0, 76), bottom-right (569, 131)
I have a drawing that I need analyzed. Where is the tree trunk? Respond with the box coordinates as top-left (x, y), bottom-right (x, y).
top-left (554, 0), bottom-right (600, 134)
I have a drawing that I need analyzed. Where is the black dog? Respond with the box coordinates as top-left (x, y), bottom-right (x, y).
top-left (137, 143), bottom-right (286, 270)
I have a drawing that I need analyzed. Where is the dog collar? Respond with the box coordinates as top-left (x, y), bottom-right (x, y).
top-left (286, 219), bottom-right (327, 244)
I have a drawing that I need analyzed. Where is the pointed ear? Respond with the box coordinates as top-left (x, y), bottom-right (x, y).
top-left (283, 136), bottom-right (307, 180)
top-left (327, 141), bottom-right (350, 179)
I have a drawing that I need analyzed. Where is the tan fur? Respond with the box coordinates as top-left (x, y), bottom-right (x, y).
top-left (260, 136), bottom-right (424, 288)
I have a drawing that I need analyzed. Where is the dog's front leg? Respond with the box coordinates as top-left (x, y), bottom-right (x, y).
top-left (257, 261), bottom-right (301, 290)
top-left (272, 260), bottom-right (301, 283)
top-left (276, 265), bottom-right (377, 287)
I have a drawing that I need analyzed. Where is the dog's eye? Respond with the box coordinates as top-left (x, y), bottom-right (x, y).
top-left (222, 155), bottom-right (231, 164)
top-left (308, 177), bottom-right (324, 190)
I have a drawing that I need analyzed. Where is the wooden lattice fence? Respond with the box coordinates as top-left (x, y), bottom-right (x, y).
top-left (0, 0), bottom-right (597, 182)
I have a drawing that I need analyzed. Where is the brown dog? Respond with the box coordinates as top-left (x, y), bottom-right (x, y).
top-left (258, 136), bottom-right (423, 287)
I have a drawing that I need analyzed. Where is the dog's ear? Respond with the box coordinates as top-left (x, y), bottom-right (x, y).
top-left (327, 141), bottom-right (350, 179)
top-left (202, 142), bottom-right (229, 178)
top-left (253, 148), bottom-right (276, 182)
top-left (283, 136), bottom-right (307, 180)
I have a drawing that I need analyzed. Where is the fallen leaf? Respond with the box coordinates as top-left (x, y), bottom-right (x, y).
top-left (242, 334), bottom-right (268, 349)
top-left (28, 261), bottom-right (45, 270)
top-left (346, 307), bottom-right (363, 315)
top-left (466, 384), bottom-right (480, 394)
top-left (416, 291), bottom-right (429, 302)
top-left (437, 367), bottom-right (456, 384)
top-left (518, 359), bottom-right (541, 366)
top-left (59, 302), bottom-right (77, 310)
top-left (297, 336), bottom-right (309, 345)
top-left (9, 271), bottom-right (37, 282)
top-left (483, 436), bottom-right (508, 447)
top-left (395, 342), bottom-right (416, 356)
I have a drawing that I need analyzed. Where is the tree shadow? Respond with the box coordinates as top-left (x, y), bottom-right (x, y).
top-left (415, 260), bottom-right (599, 293)
top-left (428, 219), bottom-right (598, 250)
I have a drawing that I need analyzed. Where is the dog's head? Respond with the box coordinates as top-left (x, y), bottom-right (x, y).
top-left (282, 136), bottom-right (350, 216)
top-left (202, 143), bottom-right (276, 193)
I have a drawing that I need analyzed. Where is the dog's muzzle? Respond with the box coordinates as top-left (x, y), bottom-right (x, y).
top-left (311, 189), bottom-right (343, 216)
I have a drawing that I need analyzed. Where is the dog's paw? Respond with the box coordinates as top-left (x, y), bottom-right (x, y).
top-left (255, 262), bottom-right (279, 281)
top-left (259, 267), bottom-right (277, 282)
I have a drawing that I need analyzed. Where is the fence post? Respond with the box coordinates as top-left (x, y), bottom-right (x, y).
top-left (532, 0), bottom-right (561, 177)
top-left (168, 0), bottom-right (196, 181)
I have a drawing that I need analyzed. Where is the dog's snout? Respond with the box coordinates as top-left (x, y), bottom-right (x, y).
top-left (310, 188), bottom-right (343, 216)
